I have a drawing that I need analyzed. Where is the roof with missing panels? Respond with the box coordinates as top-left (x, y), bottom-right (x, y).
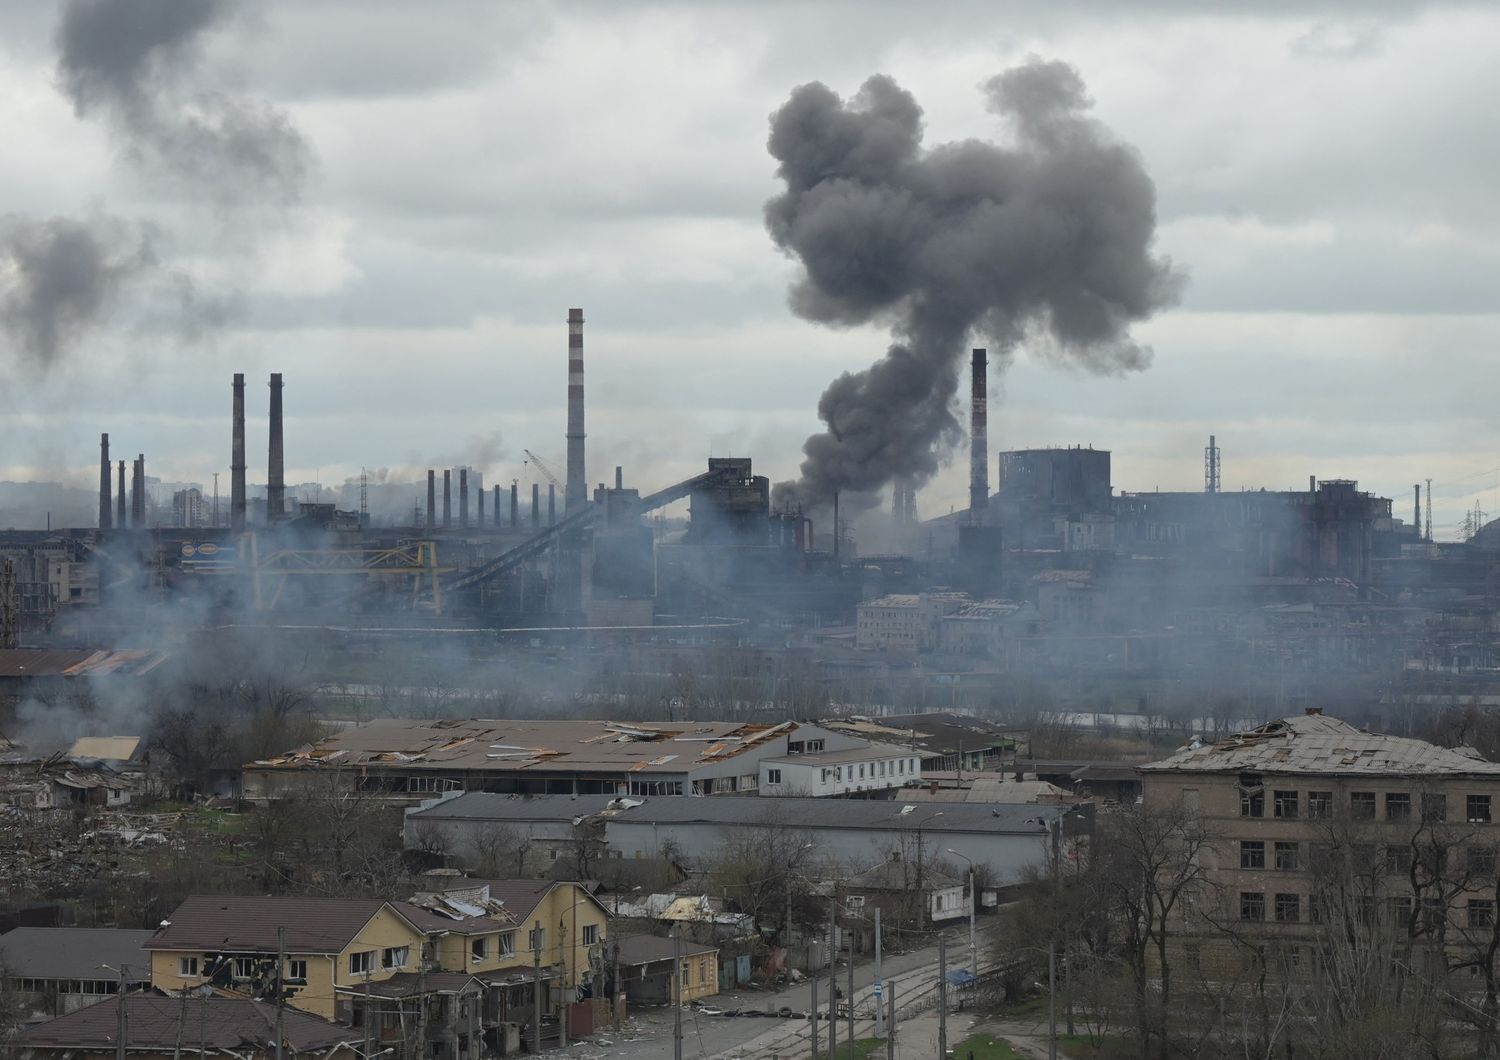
top-left (1140, 714), bottom-right (1500, 777)
top-left (249, 718), bottom-right (798, 775)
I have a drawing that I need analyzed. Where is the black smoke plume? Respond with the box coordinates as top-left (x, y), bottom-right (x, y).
top-left (56, 0), bottom-right (309, 208)
top-left (0, 215), bottom-right (154, 367)
top-left (766, 59), bottom-right (1181, 513)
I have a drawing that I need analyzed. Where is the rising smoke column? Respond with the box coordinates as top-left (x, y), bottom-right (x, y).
top-left (56, 0), bottom-right (309, 208)
top-left (0, 0), bottom-right (309, 370)
top-left (766, 59), bottom-right (1181, 512)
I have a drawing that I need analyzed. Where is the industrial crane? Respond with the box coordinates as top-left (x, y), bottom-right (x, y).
top-left (522, 450), bottom-right (564, 490)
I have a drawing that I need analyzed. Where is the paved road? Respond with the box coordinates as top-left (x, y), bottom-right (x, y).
top-left (534, 928), bottom-right (977, 1059)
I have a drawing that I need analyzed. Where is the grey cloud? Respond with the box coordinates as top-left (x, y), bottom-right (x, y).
top-left (766, 58), bottom-right (1181, 513)
top-left (56, 0), bottom-right (310, 207)
top-left (0, 214), bottom-right (155, 368)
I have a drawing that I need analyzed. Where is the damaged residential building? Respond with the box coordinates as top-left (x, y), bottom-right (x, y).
top-left (1140, 711), bottom-right (1500, 975)
top-left (242, 719), bottom-right (874, 802)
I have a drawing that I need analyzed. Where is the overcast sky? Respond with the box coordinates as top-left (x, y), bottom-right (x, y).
top-left (0, 1), bottom-right (1496, 536)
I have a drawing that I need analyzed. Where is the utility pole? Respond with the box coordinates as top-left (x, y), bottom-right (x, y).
top-left (275, 927), bottom-right (286, 1060)
top-left (810, 977), bottom-right (819, 1059)
top-left (873, 906), bottom-right (884, 1038)
top-left (612, 938), bottom-right (622, 1033)
top-left (533, 923), bottom-right (543, 1055)
top-left (938, 935), bottom-right (948, 1060)
top-left (672, 923), bottom-right (684, 1060)
top-left (846, 930), bottom-right (855, 1053)
top-left (115, 964), bottom-right (128, 1060)
top-left (1049, 815), bottom-right (1060, 1060)
top-left (827, 898), bottom-right (837, 1057)
top-left (886, 977), bottom-right (896, 1060)
top-left (362, 968), bottom-right (372, 1060)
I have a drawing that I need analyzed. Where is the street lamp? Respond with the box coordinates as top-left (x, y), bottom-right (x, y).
top-left (98, 964), bottom-right (129, 1060)
top-left (946, 848), bottom-right (978, 976)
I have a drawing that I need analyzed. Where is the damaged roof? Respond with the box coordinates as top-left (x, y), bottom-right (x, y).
top-left (0, 649), bottom-right (169, 679)
top-left (249, 718), bottom-right (798, 775)
top-left (1141, 714), bottom-right (1500, 777)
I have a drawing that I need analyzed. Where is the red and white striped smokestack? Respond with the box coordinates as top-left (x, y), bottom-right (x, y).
top-left (565, 308), bottom-right (586, 512)
top-left (267, 373), bottom-right (285, 521)
top-left (98, 433), bottom-right (112, 529)
top-left (969, 348), bottom-right (988, 524)
top-left (231, 373), bottom-right (247, 530)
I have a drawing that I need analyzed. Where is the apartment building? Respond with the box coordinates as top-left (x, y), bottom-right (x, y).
top-left (1140, 710), bottom-right (1500, 973)
top-left (855, 593), bottom-right (967, 652)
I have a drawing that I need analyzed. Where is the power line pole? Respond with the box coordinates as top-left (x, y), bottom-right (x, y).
top-left (275, 926), bottom-right (286, 1060)
top-left (810, 977), bottom-right (820, 1059)
top-left (873, 906), bottom-right (884, 1038)
top-left (115, 964), bottom-right (128, 1060)
top-left (886, 977), bottom-right (896, 1060)
top-left (672, 923), bottom-right (683, 1060)
top-left (846, 929), bottom-right (855, 1053)
top-left (827, 898), bottom-right (837, 1058)
top-left (938, 935), bottom-right (948, 1060)
top-left (533, 924), bottom-right (543, 1055)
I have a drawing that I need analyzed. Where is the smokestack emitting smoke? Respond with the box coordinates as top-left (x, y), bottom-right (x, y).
top-left (230, 372), bottom-right (246, 531)
top-left (766, 59), bottom-right (1180, 512)
top-left (267, 373), bottom-right (284, 522)
top-left (115, 459), bottom-right (125, 527)
top-left (459, 468), bottom-right (469, 528)
top-left (98, 432), bottom-right (111, 529)
top-left (565, 308), bottom-right (585, 512)
top-left (970, 349), bottom-right (988, 524)
top-left (442, 470), bottom-right (451, 527)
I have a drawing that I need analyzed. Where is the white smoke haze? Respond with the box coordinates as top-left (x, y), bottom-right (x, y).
top-left (767, 58), bottom-right (1183, 515)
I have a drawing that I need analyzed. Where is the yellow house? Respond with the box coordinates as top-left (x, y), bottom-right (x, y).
top-left (145, 896), bottom-right (429, 1022)
top-left (613, 934), bottom-right (720, 1004)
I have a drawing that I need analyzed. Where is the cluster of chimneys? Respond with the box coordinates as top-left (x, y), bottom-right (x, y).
top-left (98, 308), bottom-right (590, 535)
top-left (95, 435), bottom-right (146, 530)
top-left (98, 372), bottom-right (285, 531)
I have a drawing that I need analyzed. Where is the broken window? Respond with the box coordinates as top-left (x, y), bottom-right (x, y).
top-left (233, 958), bottom-right (255, 980)
top-left (382, 947), bottom-right (408, 969)
top-left (287, 960), bottom-right (307, 983)
top-left (470, 938), bottom-right (488, 962)
top-left (1240, 774), bottom-right (1265, 818)
top-left (1422, 793), bottom-right (1447, 823)
top-left (499, 933), bottom-right (516, 956)
top-left (1386, 793), bottom-right (1412, 821)
top-left (1273, 791), bottom-right (1299, 819)
top-left (1308, 791), bottom-right (1333, 818)
top-left (1469, 847), bottom-right (1498, 876)
top-left (1470, 900), bottom-right (1496, 929)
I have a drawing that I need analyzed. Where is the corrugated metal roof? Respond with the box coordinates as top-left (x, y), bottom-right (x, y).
top-left (16, 994), bottom-right (353, 1053)
top-left (0, 928), bottom-right (153, 982)
top-left (1141, 714), bottom-right (1500, 776)
top-left (251, 719), bottom-right (798, 775)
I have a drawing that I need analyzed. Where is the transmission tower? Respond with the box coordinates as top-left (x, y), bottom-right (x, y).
top-left (1204, 435), bottom-right (1221, 494)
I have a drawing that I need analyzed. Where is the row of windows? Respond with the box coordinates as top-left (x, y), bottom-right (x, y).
top-left (1240, 781), bottom-right (1492, 824)
top-left (1240, 891), bottom-right (1498, 930)
top-left (1239, 839), bottom-right (1499, 876)
top-left (179, 956), bottom-right (310, 981)
top-left (9, 978), bottom-right (120, 995)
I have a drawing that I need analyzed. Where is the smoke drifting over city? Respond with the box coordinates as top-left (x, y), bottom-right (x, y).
top-left (0, 0), bottom-right (306, 371)
top-left (767, 59), bottom-right (1181, 513)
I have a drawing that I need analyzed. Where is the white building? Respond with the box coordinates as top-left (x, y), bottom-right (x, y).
top-left (855, 593), bottom-right (967, 652)
top-left (759, 744), bottom-right (921, 797)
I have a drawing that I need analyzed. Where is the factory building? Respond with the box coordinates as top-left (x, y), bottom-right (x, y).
top-left (243, 718), bottom-right (872, 803)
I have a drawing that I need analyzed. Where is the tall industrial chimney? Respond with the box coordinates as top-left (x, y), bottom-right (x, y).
top-left (1414, 484), bottom-right (1422, 536)
top-left (532, 483), bottom-right (541, 528)
top-left (548, 484), bottom-right (556, 526)
top-left (98, 433), bottom-right (112, 529)
top-left (492, 485), bottom-right (500, 529)
top-left (131, 455), bottom-right (145, 526)
top-left (426, 470), bottom-right (436, 530)
top-left (442, 470), bottom-right (451, 527)
top-left (477, 481), bottom-right (485, 528)
top-left (510, 483), bottom-right (519, 527)
top-left (116, 461), bottom-right (126, 528)
top-left (969, 348), bottom-right (988, 524)
top-left (267, 373), bottom-right (285, 522)
top-left (231, 373), bottom-right (247, 531)
top-left (459, 469), bottom-right (469, 528)
top-left (565, 308), bottom-right (586, 512)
